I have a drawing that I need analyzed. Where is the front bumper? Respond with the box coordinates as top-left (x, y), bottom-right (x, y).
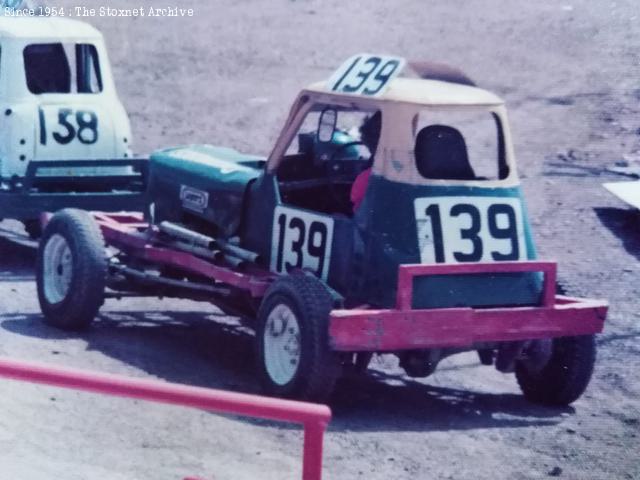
top-left (329, 261), bottom-right (608, 352)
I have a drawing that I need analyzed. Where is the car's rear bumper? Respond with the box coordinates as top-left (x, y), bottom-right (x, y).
top-left (0, 159), bottom-right (148, 219)
top-left (328, 261), bottom-right (608, 352)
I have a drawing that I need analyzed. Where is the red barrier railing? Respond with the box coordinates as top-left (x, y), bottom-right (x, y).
top-left (0, 357), bottom-right (331, 480)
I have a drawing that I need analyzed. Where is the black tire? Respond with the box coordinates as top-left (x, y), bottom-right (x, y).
top-left (23, 219), bottom-right (42, 239)
top-left (255, 274), bottom-right (339, 402)
top-left (515, 335), bottom-right (596, 406)
top-left (37, 209), bottom-right (107, 330)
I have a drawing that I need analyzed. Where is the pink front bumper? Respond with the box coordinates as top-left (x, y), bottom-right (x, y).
top-left (328, 262), bottom-right (608, 352)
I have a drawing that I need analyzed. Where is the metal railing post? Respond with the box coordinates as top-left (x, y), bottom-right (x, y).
top-left (0, 357), bottom-right (331, 480)
top-left (302, 419), bottom-right (329, 480)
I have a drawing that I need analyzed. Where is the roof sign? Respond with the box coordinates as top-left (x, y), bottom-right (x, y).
top-left (326, 54), bottom-right (406, 97)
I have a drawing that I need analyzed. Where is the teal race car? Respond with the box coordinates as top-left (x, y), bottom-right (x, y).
top-left (36, 55), bottom-right (607, 404)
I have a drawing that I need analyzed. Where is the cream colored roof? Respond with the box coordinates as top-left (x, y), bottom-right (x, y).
top-left (305, 77), bottom-right (504, 107)
top-left (0, 17), bottom-right (102, 40)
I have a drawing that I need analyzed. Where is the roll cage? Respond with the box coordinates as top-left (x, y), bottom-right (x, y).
top-left (266, 79), bottom-right (520, 190)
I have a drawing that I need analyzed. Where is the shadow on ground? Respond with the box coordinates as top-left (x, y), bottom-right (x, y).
top-left (594, 207), bottom-right (640, 260)
top-left (1, 311), bottom-right (256, 391)
top-left (1, 310), bottom-right (571, 433)
top-left (329, 371), bottom-right (570, 432)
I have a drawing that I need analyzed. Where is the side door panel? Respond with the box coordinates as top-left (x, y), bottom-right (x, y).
top-left (242, 174), bottom-right (355, 294)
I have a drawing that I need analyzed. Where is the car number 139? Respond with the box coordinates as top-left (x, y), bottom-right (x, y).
top-left (414, 196), bottom-right (526, 264)
top-left (271, 207), bottom-right (334, 281)
top-left (327, 54), bottom-right (406, 97)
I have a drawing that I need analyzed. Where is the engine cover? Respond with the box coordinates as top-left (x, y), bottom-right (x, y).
top-left (148, 144), bottom-right (263, 237)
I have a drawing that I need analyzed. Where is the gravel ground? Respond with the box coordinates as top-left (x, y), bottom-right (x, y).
top-left (0, 0), bottom-right (638, 479)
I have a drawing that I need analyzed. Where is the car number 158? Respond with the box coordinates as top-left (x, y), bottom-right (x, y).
top-left (415, 196), bottom-right (527, 264)
top-left (271, 206), bottom-right (334, 281)
top-left (38, 107), bottom-right (99, 146)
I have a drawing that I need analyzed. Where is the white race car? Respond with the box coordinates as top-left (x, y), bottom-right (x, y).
top-left (0, 14), bottom-right (146, 236)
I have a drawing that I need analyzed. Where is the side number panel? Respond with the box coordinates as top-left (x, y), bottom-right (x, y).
top-left (414, 196), bottom-right (526, 264)
top-left (271, 206), bottom-right (334, 281)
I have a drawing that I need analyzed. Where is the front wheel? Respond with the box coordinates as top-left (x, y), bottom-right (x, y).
top-left (37, 209), bottom-right (107, 330)
top-left (515, 335), bottom-right (596, 406)
top-left (255, 275), bottom-right (339, 402)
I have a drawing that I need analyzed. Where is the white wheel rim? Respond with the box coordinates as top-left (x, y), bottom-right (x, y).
top-left (43, 234), bottom-right (73, 304)
top-left (263, 304), bottom-right (301, 386)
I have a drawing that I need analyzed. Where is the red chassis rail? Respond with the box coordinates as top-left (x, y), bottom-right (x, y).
top-left (88, 214), bottom-right (607, 353)
top-left (329, 261), bottom-right (608, 352)
top-left (0, 357), bottom-right (331, 480)
top-left (93, 212), bottom-right (272, 297)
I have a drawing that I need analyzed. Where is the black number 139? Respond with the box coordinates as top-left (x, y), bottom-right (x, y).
top-left (425, 203), bottom-right (520, 263)
top-left (275, 214), bottom-right (328, 277)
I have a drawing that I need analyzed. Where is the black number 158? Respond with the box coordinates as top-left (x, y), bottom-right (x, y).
top-left (39, 108), bottom-right (99, 146)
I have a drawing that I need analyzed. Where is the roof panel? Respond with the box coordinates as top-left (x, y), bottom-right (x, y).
top-left (0, 17), bottom-right (102, 40)
top-left (305, 77), bottom-right (504, 107)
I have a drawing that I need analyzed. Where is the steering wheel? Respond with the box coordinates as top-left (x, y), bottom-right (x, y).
top-left (325, 141), bottom-right (368, 170)
top-left (321, 141), bottom-right (369, 206)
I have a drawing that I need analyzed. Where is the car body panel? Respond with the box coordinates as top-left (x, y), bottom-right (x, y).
top-left (603, 181), bottom-right (640, 210)
top-left (149, 144), bottom-right (263, 237)
top-left (0, 17), bottom-right (132, 179)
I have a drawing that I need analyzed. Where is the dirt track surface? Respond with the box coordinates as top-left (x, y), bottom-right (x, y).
top-left (1, 0), bottom-right (639, 478)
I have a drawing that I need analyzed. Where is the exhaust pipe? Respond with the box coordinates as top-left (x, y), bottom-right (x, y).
top-left (159, 221), bottom-right (216, 249)
top-left (216, 239), bottom-right (260, 264)
top-left (158, 221), bottom-right (260, 264)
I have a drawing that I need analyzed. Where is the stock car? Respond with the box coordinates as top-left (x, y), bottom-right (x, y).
top-left (0, 15), bottom-right (146, 236)
top-left (36, 55), bottom-right (608, 405)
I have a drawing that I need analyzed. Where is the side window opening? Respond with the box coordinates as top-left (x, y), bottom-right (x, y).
top-left (413, 109), bottom-right (508, 181)
top-left (277, 104), bottom-right (379, 216)
top-left (24, 43), bottom-right (103, 95)
top-left (76, 44), bottom-right (102, 93)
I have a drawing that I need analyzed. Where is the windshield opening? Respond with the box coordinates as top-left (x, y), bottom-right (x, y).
top-left (24, 43), bottom-right (103, 94)
top-left (277, 103), bottom-right (380, 216)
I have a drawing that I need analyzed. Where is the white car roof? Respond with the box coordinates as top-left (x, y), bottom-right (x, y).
top-left (0, 17), bottom-right (102, 40)
top-left (305, 77), bottom-right (504, 107)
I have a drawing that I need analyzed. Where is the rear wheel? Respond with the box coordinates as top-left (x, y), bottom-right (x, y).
top-left (515, 335), bottom-right (596, 406)
top-left (37, 209), bottom-right (107, 330)
top-left (255, 275), bottom-right (339, 402)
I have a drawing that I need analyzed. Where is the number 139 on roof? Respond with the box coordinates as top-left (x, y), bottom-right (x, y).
top-left (327, 54), bottom-right (406, 97)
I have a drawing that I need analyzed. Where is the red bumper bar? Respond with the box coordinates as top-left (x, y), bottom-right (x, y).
top-left (329, 262), bottom-right (607, 351)
top-left (0, 357), bottom-right (331, 480)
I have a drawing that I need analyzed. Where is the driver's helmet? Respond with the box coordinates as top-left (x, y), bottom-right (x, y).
top-left (359, 111), bottom-right (382, 157)
top-left (327, 130), bottom-right (362, 160)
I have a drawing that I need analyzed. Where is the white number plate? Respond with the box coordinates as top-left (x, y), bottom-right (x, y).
top-left (271, 206), bottom-right (334, 280)
top-left (414, 196), bottom-right (526, 264)
top-left (327, 54), bottom-right (406, 97)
